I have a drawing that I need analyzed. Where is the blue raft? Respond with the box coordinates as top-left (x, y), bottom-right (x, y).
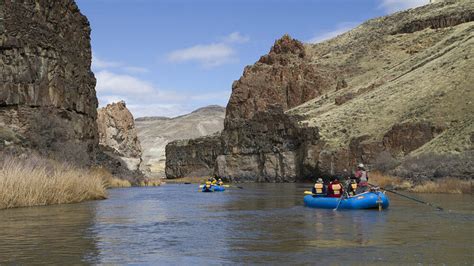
top-left (212, 186), bottom-right (225, 192)
top-left (304, 191), bottom-right (389, 210)
top-left (201, 185), bottom-right (226, 192)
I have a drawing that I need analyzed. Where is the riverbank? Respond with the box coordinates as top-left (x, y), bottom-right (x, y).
top-left (0, 152), bottom-right (165, 210)
top-left (164, 176), bottom-right (209, 184)
top-left (0, 155), bottom-right (107, 210)
top-left (370, 172), bottom-right (472, 194)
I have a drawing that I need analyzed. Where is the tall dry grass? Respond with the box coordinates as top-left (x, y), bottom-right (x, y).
top-left (0, 156), bottom-right (107, 210)
top-left (369, 171), bottom-right (472, 194)
top-left (91, 167), bottom-right (132, 188)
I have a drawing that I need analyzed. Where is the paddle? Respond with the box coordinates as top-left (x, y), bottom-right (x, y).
top-left (333, 193), bottom-right (347, 211)
top-left (369, 183), bottom-right (443, 211)
top-left (304, 191), bottom-right (316, 195)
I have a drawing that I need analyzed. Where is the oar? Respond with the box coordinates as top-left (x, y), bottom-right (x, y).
top-left (333, 193), bottom-right (346, 211)
top-left (369, 183), bottom-right (443, 211)
top-left (304, 191), bottom-right (316, 195)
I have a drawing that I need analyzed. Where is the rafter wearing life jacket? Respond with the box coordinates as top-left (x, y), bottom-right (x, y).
top-left (348, 180), bottom-right (358, 196)
top-left (312, 178), bottom-right (327, 197)
top-left (328, 178), bottom-right (343, 198)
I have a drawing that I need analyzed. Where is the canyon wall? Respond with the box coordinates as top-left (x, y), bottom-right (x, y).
top-left (0, 0), bottom-right (98, 165)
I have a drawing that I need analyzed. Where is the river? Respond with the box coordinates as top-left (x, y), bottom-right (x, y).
top-left (0, 184), bottom-right (472, 264)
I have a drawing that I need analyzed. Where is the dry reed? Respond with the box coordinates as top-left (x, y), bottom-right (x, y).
top-left (0, 156), bottom-right (107, 210)
top-left (369, 171), bottom-right (472, 194)
top-left (91, 167), bottom-right (132, 188)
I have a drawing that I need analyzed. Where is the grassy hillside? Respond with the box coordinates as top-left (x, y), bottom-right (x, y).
top-left (288, 0), bottom-right (473, 160)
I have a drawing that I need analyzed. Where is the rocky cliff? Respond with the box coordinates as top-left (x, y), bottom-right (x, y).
top-left (136, 105), bottom-right (225, 177)
top-left (0, 0), bottom-right (98, 165)
top-left (225, 35), bottom-right (334, 128)
top-left (166, 0), bottom-right (474, 181)
top-left (97, 101), bottom-right (143, 172)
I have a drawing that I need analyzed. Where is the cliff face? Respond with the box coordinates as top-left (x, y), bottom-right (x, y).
top-left (136, 105), bottom-right (225, 177)
top-left (0, 0), bottom-right (98, 164)
top-left (225, 35), bottom-right (334, 128)
top-left (166, 0), bottom-right (474, 181)
top-left (165, 135), bottom-right (223, 178)
top-left (97, 101), bottom-right (142, 172)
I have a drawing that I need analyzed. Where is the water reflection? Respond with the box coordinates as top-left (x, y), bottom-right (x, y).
top-left (0, 203), bottom-right (99, 264)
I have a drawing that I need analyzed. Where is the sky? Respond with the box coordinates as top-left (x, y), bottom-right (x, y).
top-left (75, 0), bottom-right (428, 118)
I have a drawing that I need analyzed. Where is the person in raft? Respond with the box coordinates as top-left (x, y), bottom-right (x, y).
top-left (203, 181), bottom-right (213, 192)
top-left (355, 163), bottom-right (369, 193)
top-left (328, 177), bottom-right (344, 198)
top-left (217, 178), bottom-right (224, 186)
top-left (347, 179), bottom-right (358, 196)
top-left (312, 178), bottom-right (327, 197)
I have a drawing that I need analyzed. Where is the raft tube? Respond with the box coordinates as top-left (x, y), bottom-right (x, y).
top-left (212, 186), bottom-right (225, 192)
top-left (304, 192), bottom-right (389, 210)
top-left (202, 187), bottom-right (213, 192)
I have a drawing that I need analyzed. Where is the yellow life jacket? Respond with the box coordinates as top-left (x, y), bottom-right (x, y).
top-left (211, 180), bottom-right (217, 185)
top-left (332, 183), bottom-right (342, 195)
top-left (314, 183), bottom-right (324, 194)
top-left (218, 181), bottom-right (224, 186)
top-left (351, 183), bottom-right (358, 190)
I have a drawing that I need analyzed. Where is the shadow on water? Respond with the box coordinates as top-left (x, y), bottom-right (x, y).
top-left (0, 184), bottom-right (472, 264)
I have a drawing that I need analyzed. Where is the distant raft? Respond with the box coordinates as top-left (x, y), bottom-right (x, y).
top-left (201, 185), bottom-right (225, 192)
top-left (304, 191), bottom-right (389, 210)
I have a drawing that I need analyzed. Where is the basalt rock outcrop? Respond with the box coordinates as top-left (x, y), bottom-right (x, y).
top-left (166, 0), bottom-right (474, 181)
top-left (0, 0), bottom-right (98, 165)
top-left (165, 134), bottom-right (223, 178)
top-left (224, 35), bottom-right (335, 128)
top-left (97, 101), bottom-right (143, 172)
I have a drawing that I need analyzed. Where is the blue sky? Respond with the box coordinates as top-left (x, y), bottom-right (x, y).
top-left (76, 0), bottom-right (428, 118)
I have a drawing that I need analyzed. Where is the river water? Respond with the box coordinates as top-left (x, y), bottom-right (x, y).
top-left (0, 184), bottom-right (472, 265)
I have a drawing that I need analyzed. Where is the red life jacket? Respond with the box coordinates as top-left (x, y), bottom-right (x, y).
top-left (329, 182), bottom-right (343, 198)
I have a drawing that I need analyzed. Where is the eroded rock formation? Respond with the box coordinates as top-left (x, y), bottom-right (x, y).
top-left (0, 0), bottom-right (98, 165)
top-left (97, 101), bottom-right (143, 172)
top-left (224, 35), bottom-right (334, 128)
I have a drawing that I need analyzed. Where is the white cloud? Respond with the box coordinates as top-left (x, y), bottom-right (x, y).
top-left (167, 43), bottom-right (237, 67)
top-left (95, 70), bottom-right (154, 94)
top-left (95, 69), bottom-right (229, 118)
top-left (167, 32), bottom-right (249, 68)
top-left (92, 54), bottom-right (150, 74)
top-left (92, 55), bottom-right (121, 69)
top-left (222, 32), bottom-right (250, 44)
top-left (379, 0), bottom-right (428, 13)
top-left (307, 22), bottom-right (359, 44)
top-left (122, 66), bottom-right (150, 74)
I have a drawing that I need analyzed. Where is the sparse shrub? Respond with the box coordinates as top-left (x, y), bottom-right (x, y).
top-left (27, 109), bottom-right (91, 166)
top-left (369, 171), bottom-right (412, 190)
top-left (369, 171), bottom-right (472, 194)
top-left (0, 154), bottom-right (107, 209)
top-left (391, 151), bottom-right (474, 180)
top-left (410, 178), bottom-right (472, 194)
top-left (373, 151), bottom-right (400, 172)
